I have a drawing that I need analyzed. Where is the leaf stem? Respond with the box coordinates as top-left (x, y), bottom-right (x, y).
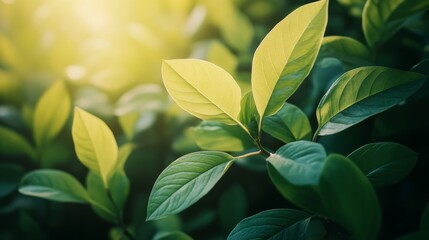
top-left (106, 189), bottom-right (135, 240)
top-left (236, 150), bottom-right (262, 159)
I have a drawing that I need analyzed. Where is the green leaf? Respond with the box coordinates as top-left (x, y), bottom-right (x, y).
top-left (227, 209), bottom-right (311, 240)
top-left (86, 171), bottom-right (118, 222)
top-left (114, 84), bottom-right (167, 116)
top-left (252, 0), bottom-right (328, 119)
top-left (162, 59), bottom-right (242, 125)
top-left (191, 121), bottom-right (254, 152)
top-left (318, 154), bottom-right (381, 240)
top-left (267, 141), bottom-right (326, 185)
top-left (238, 92), bottom-right (259, 138)
top-left (337, 0), bottom-right (366, 17)
top-left (147, 151), bottom-right (234, 220)
top-left (348, 142), bottom-right (418, 187)
top-left (316, 67), bottom-right (426, 136)
top-left (363, 0), bottom-right (429, 48)
top-left (267, 163), bottom-right (325, 214)
top-left (33, 81), bottom-right (71, 148)
top-left (0, 126), bottom-right (36, 159)
top-left (153, 231), bottom-right (193, 240)
top-left (72, 107), bottom-right (118, 187)
top-left (319, 36), bottom-right (373, 69)
top-left (19, 169), bottom-right (90, 203)
top-left (0, 163), bottom-right (25, 198)
top-left (218, 185), bottom-right (248, 232)
top-left (263, 103), bottom-right (312, 143)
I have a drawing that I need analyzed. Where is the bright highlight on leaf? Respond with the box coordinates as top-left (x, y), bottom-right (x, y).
top-left (33, 81), bottom-right (71, 148)
top-left (162, 59), bottom-right (242, 125)
top-left (147, 151), bottom-right (234, 221)
top-left (19, 169), bottom-right (90, 203)
top-left (316, 67), bottom-right (426, 136)
top-left (72, 107), bottom-right (118, 188)
top-left (252, 0), bottom-right (328, 120)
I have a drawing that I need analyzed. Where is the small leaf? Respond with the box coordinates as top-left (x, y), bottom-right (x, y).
top-left (267, 141), bottom-right (326, 185)
top-left (191, 121), bottom-right (254, 152)
top-left (252, 0), bottom-right (328, 119)
top-left (363, 0), bottom-right (429, 48)
top-left (348, 142), bottom-right (418, 187)
top-left (263, 103), bottom-right (312, 143)
top-left (72, 107), bottom-right (118, 187)
top-left (33, 81), bottom-right (71, 148)
top-left (0, 126), bottom-right (36, 159)
top-left (19, 169), bottom-right (90, 203)
top-left (319, 36), bottom-right (373, 69)
top-left (0, 163), bottom-right (25, 198)
top-left (318, 154), bottom-right (381, 240)
top-left (147, 151), bottom-right (234, 220)
top-left (153, 231), bottom-right (193, 240)
top-left (114, 84), bottom-right (167, 116)
top-left (316, 67), bottom-right (426, 136)
top-left (162, 59), bottom-right (242, 125)
top-left (227, 209), bottom-right (311, 240)
top-left (238, 92), bottom-right (259, 138)
top-left (86, 171), bottom-right (118, 222)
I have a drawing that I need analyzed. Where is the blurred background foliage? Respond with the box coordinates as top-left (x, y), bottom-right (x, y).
top-left (1, 0), bottom-right (428, 239)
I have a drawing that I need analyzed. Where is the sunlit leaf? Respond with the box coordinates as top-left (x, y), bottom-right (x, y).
top-left (72, 107), bottom-right (118, 187)
top-left (319, 36), bottom-right (373, 69)
top-left (0, 163), bottom-right (25, 198)
top-left (363, 0), bottom-right (429, 48)
top-left (33, 81), bottom-right (71, 148)
top-left (252, 0), bottom-right (328, 120)
top-left (114, 84), bottom-right (167, 116)
top-left (19, 169), bottom-right (90, 203)
top-left (191, 40), bottom-right (238, 74)
top-left (191, 121), bottom-right (254, 152)
top-left (263, 103), bottom-right (312, 143)
top-left (267, 141), bottom-right (326, 185)
top-left (228, 209), bottom-right (311, 240)
top-left (238, 92), bottom-right (259, 138)
top-left (0, 126), bottom-right (36, 159)
top-left (348, 142), bottom-right (418, 187)
top-left (316, 67), bottom-right (426, 136)
top-left (319, 154), bottom-right (381, 240)
top-left (147, 151), bottom-right (234, 220)
top-left (162, 59), bottom-right (242, 125)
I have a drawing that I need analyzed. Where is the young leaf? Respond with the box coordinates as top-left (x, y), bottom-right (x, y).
top-left (19, 169), bottom-right (90, 203)
top-left (348, 142), bottom-right (418, 187)
top-left (0, 126), bottom-right (36, 159)
top-left (363, 0), bottom-right (429, 48)
top-left (191, 121), bottom-right (254, 152)
top-left (319, 154), bottom-right (381, 240)
top-left (147, 151), bottom-right (234, 220)
top-left (263, 103), bottom-right (312, 143)
top-left (33, 81), bottom-right (71, 148)
top-left (319, 36), bottom-right (373, 69)
top-left (162, 59), bottom-right (242, 125)
top-left (252, 0), bottom-right (328, 120)
top-left (72, 107), bottom-right (118, 187)
top-left (267, 141), bottom-right (326, 185)
top-left (86, 171), bottom-right (119, 222)
top-left (238, 92), bottom-right (258, 138)
top-left (228, 209), bottom-right (311, 240)
top-left (316, 67), bottom-right (426, 136)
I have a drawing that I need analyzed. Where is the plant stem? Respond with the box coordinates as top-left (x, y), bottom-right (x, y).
top-left (106, 189), bottom-right (135, 240)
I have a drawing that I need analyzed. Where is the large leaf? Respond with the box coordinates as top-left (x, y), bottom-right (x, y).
top-left (318, 154), bottom-right (381, 240)
top-left (162, 59), bottom-right (242, 125)
top-left (147, 151), bottom-right (234, 220)
top-left (227, 209), bottom-right (311, 240)
top-left (191, 121), bottom-right (254, 152)
top-left (72, 107), bottom-right (118, 187)
top-left (263, 103), bottom-right (312, 143)
top-left (363, 0), bottom-right (429, 48)
top-left (267, 141), bottom-right (326, 185)
top-left (19, 169), bottom-right (90, 203)
top-left (316, 67), bottom-right (426, 136)
top-left (252, 0), bottom-right (328, 120)
top-left (319, 36), bottom-right (373, 69)
top-left (33, 81), bottom-right (71, 148)
top-left (0, 126), bottom-right (36, 159)
top-left (348, 142), bottom-right (418, 187)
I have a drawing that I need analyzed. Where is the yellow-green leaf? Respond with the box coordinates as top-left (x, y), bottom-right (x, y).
top-left (252, 0), bottom-right (328, 120)
top-left (72, 107), bottom-right (118, 188)
top-left (162, 59), bottom-right (242, 125)
top-left (33, 81), bottom-right (71, 148)
top-left (0, 127), bottom-right (36, 159)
